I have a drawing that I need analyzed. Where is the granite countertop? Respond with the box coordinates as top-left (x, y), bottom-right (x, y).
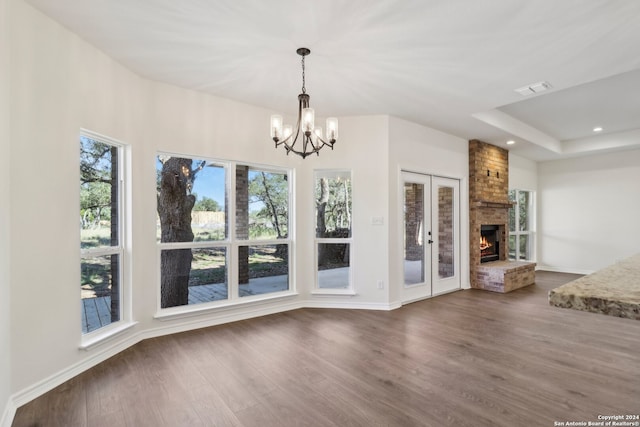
top-left (549, 253), bottom-right (640, 320)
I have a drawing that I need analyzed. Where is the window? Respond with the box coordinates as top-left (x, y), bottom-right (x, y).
top-left (314, 170), bottom-right (353, 292)
top-left (157, 156), bottom-right (228, 308)
top-left (156, 155), bottom-right (292, 310)
top-left (238, 166), bottom-right (290, 298)
top-left (508, 189), bottom-right (534, 261)
top-left (80, 132), bottom-right (125, 334)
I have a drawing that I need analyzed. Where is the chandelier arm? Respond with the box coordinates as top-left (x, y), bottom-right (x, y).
top-left (307, 134), bottom-right (320, 152)
top-left (314, 135), bottom-right (335, 150)
top-left (284, 93), bottom-right (306, 155)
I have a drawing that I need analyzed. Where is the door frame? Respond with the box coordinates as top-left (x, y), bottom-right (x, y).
top-left (399, 170), bottom-right (461, 305)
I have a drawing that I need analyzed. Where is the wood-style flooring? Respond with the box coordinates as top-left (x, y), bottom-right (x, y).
top-left (13, 271), bottom-right (640, 426)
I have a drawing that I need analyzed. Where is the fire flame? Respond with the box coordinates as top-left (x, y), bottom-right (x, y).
top-left (480, 236), bottom-right (492, 251)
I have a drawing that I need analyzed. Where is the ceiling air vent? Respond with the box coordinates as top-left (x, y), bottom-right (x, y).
top-left (514, 81), bottom-right (552, 96)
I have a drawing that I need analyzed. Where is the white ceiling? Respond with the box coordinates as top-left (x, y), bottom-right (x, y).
top-left (24, 0), bottom-right (640, 161)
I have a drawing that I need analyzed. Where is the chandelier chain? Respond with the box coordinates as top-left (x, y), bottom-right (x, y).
top-left (301, 55), bottom-right (306, 94)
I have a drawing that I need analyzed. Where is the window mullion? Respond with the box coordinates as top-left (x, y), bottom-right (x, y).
top-left (228, 161), bottom-right (238, 302)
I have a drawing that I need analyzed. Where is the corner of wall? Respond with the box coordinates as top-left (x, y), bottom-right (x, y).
top-left (0, 0), bottom-right (12, 422)
top-left (0, 400), bottom-right (16, 427)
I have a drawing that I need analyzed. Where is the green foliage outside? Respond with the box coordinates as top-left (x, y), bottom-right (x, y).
top-left (80, 137), bottom-right (115, 249)
top-left (248, 170), bottom-right (288, 240)
top-left (81, 256), bottom-right (113, 298)
top-left (194, 196), bottom-right (222, 212)
top-left (508, 189), bottom-right (530, 232)
top-left (315, 175), bottom-right (352, 236)
top-left (508, 189), bottom-right (531, 260)
top-left (189, 248), bottom-right (227, 286)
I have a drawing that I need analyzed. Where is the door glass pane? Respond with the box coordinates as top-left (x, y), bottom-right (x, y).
top-left (404, 182), bottom-right (424, 285)
top-left (317, 243), bottom-right (350, 289)
top-left (437, 186), bottom-right (454, 279)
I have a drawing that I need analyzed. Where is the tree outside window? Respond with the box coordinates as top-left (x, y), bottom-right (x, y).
top-left (315, 170), bottom-right (353, 291)
top-left (156, 156), bottom-right (292, 309)
top-left (508, 189), bottom-right (534, 261)
top-left (80, 133), bottom-right (124, 334)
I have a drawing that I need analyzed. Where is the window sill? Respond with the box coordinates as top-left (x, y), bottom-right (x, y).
top-left (311, 289), bottom-right (357, 296)
top-left (79, 321), bottom-right (138, 351)
top-left (154, 291), bottom-right (300, 322)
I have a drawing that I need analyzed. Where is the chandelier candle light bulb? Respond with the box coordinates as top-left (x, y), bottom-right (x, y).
top-left (283, 125), bottom-right (293, 140)
top-left (270, 47), bottom-right (338, 159)
top-left (270, 115), bottom-right (283, 140)
top-left (302, 108), bottom-right (315, 133)
top-left (326, 117), bottom-right (338, 140)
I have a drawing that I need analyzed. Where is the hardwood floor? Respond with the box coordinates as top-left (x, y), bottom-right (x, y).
top-left (13, 271), bottom-right (640, 427)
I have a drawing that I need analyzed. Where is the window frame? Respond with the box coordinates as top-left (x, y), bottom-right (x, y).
top-left (235, 163), bottom-right (293, 302)
top-left (155, 155), bottom-right (296, 318)
top-left (508, 188), bottom-right (535, 261)
top-left (79, 129), bottom-right (135, 349)
top-left (312, 169), bottom-right (354, 295)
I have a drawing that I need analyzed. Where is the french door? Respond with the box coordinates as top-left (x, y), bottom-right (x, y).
top-left (401, 171), bottom-right (460, 303)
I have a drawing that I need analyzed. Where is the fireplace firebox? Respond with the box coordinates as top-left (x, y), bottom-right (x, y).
top-left (480, 225), bottom-right (500, 263)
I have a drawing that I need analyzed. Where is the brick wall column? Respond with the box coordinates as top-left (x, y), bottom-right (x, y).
top-left (468, 140), bottom-right (511, 288)
top-left (236, 165), bottom-right (249, 284)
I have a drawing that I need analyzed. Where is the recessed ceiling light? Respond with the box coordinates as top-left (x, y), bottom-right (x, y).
top-left (593, 126), bottom-right (603, 132)
top-left (506, 140), bottom-right (515, 145)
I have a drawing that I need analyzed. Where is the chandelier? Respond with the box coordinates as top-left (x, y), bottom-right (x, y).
top-left (270, 48), bottom-right (338, 159)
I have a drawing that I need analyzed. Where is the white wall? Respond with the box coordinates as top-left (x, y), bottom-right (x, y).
top-left (0, 0), bottom-right (12, 423)
top-left (6, 0), bottom-right (478, 419)
top-left (537, 148), bottom-right (640, 273)
top-left (6, 0), bottom-right (404, 409)
top-left (509, 152), bottom-right (537, 191)
top-left (301, 115), bottom-right (391, 307)
top-left (387, 116), bottom-right (469, 305)
top-left (10, 0), bottom-right (146, 396)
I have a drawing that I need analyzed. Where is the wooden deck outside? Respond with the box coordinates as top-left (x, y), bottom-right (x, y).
top-left (81, 296), bottom-right (113, 334)
top-left (81, 281), bottom-right (288, 333)
top-left (82, 269), bottom-right (347, 332)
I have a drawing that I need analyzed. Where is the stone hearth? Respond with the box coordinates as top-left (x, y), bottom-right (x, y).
top-left (477, 260), bottom-right (536, 293)
top-left (469, 140), bottom-right (535, 292)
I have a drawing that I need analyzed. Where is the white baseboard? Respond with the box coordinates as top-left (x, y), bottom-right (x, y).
top-left (304, 300), bottom-right (401, 311)
top-left (4, 297), bottom-right (402, 425)
top-left (535, 264), bottom-right (594, 275)
top-left (11, 331), bottom-right (144, 410)
top-left (9, 298), bottom-right (305, 412)
top-left (0, 399), bottom-right (15, 427)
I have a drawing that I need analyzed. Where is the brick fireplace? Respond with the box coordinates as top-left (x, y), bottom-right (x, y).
top-left (469, 140), bottom-right (535, 292)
